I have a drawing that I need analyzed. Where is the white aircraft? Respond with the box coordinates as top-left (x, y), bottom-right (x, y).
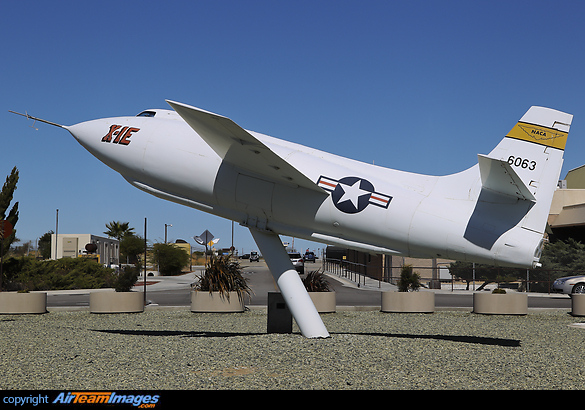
top-left (10, 102), bottom-right (572, 338)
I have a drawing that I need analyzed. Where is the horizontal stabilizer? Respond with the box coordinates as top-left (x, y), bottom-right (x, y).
top-left (477, 154), bottom-right (535, 201)
top-left (166, 100), bottom-right (323, 193)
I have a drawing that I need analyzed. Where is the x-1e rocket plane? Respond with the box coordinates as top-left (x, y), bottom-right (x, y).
top-left (10, 102), bottom-right (573, 338)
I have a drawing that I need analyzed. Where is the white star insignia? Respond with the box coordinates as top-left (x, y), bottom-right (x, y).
top-left (338, 180), bottom-right (370, 208)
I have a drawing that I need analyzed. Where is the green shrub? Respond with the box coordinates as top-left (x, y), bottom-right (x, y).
top-left (113, 264), bottom-right (139, 292)
top-left (397, 264), bottom-right (421, 292)
top-left (2, 256), bottom-right (114, 291)
top-left (152, 243), bottom-right (190, 275)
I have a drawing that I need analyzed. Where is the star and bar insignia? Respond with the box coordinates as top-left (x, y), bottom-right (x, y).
top-left (317, 176), bottom-right (392, 214)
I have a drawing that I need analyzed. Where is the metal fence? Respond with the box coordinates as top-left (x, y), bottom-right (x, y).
top-left (323, 258), bottom-right (372, 287)
top-left (323, 257), bottom-right (581, 293)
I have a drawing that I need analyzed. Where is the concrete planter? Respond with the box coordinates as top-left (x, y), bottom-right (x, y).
top-left (89, 291), bottom-right (144, 313)
top-left (309, 291), bottom-right (336, 313)
top-left (190, 291), bottom-right (245, 313)
top-left (381, 291), bottom-right (435, 313)
top-left (473, 292), bottom-right (527, 315)
top-left (0, 292), bottom-right (47, 314)
top-left (570, 294), bottom-right (585, 317)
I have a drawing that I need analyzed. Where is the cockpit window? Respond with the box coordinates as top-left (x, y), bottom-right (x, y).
top-left (136, 111), bottom-right (156, 117)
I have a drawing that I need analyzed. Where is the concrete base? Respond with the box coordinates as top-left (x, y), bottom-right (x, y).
top-left (0, 292), bottom-right (47, 314)
top-left (90, 291), bottom-right (144, 313)
top-left (267, 292), bottom-right (293, 334)
top-left (309, 291), bottom-right (336, 313)
top-left (190, 291), bottom-right (245, 313)
top-left (570, 294), bottom-right (585, 316)
top-left (473, 292), bottom-right (527, 315)
top-left (381, 291), bottom-right (435, 313)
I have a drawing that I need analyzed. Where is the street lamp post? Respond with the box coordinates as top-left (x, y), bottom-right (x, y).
top-left (164, 223), bottom-right (172, 244)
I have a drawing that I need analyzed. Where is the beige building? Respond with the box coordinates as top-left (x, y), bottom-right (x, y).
top-left (548, 166), bottom-right (585, 242)
top-left (563, 164), bottom-right (585, 189)
top-left (51, 234), bottom-right (119, 266)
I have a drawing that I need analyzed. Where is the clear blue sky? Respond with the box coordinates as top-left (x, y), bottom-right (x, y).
top-left (1, 0), bottom-right (585, 255)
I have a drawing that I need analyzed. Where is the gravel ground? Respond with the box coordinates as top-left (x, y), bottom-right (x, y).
top-left (1, 308), bottom-right (584, 390)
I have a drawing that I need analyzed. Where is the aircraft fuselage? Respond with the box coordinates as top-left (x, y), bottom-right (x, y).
top-left (66, 107), bottom-right (551, 268)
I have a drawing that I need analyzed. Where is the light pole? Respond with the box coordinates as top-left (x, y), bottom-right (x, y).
top-left (164, 223), bottom-right (172, 244)
top-left (54, 209), bottom-right (59, 260)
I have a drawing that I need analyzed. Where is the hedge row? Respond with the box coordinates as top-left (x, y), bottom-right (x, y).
top-left (1, 257), bottom-right (116, 292)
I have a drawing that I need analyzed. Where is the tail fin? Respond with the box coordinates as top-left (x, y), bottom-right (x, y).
top-left (477, 107), bottom-right (572, 203)
top-left (466, 107), bottom-right (573, 264)
top-left (485, 106), bottom-right (572, 202)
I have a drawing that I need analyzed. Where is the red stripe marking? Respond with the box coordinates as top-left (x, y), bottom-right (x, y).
top-left (320, 180), bottom-right (337, 188)
top-left (370, 195), bottom-right (387, 203)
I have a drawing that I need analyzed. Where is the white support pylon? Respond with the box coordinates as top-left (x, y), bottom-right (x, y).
top-left (249, 228), bottom-right (330, 338)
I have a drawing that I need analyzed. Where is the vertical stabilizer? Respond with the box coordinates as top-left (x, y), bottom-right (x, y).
top-left (486, 106), bottom-right (571, 207)
top-left (470, 106), bottom-right (572, 267)
top-left (487, 106), bottom-right (572, 199)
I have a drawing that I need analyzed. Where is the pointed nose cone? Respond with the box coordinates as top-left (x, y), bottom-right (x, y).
top-left (66, 119), bottom-right (114, 165)
top-left (65, 118), bottom-right (144, 177)
top-left (66, 120), bottom-right (105, 151)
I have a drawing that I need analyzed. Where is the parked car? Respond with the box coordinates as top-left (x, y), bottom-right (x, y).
top-left (552, 275), bottom-right (585, 294)
top-left (249, 251), bottom-right (259, 262)
top-left (303, 251), bottom-right (316, 263)
top-left (288, 252), bottom-right (304, 274)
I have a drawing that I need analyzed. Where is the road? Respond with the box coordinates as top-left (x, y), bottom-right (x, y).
top-left (46, 261), bottom-right (572, 310)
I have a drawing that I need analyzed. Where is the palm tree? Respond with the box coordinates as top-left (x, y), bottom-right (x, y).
top-left (104, 221), bottom-right (135, 241)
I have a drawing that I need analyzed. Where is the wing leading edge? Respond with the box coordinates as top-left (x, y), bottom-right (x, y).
top-left (166, 100), bottom-right (323, 193)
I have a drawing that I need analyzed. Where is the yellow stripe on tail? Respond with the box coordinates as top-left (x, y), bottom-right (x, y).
top-left (507, 121), bottom-right (568, 150)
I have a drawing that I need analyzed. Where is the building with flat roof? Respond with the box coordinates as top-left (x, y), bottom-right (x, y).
top-left (563, 164), bottom-right (585, 189)
top-left (548, 166), bottom-right (585, 242)
top-left (51, 234), bottom-right (119, 266)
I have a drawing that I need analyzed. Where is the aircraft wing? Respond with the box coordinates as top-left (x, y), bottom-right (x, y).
top-left (166, 100), bottom-right (324, 193)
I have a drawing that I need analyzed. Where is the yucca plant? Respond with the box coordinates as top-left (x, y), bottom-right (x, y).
top-left (195, 254), bottom-right (252, 302)
top-left (303, 269), bottom-right (331, 292)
